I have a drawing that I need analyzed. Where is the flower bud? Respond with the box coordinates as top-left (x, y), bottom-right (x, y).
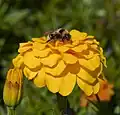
top-left (3, 68), bottom-right (23, 107)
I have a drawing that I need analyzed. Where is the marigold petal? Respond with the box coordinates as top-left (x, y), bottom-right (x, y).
top-left (46, 74), bottom-right (63, 93)
top-left (86, 36), bottom-right (94, 39)
top-left (41, 54), bottom-right (61, 67)
top-left (59, 72), bottom-right (76, 96)
top-left (12, 55), bottom-right (24, 68)
top-left (45, 60), bottom-right (66, 76)
top-left (100, 48), bottom-right (107, 67)
top-left (33, 68), bottom-right (46, 87)
top-left (82, 50), bottom-right (94, 59)
top-left (71, 44), bottom-right (88, 52)
top-left (57, 46), bottom-right (69, 52)
top-left (63, 53), bottom-right (78, 64)
top-left (63, 61), bottom-right (80, 74)
top-left (33, 42), bottom-right (46, 51)
top-left (70, 30), bottom-right (87, 41)
top-left (77, 68), bottom-right (96, 84)
top-left (93, 39), bottom-right (99, 45)
top-left (18, 42), bottom-right (32, 53)
top-left (33, 48), bottom-right (51, 58)
top-left (77, 77), bottom-right (93, 96)
top-left (91, 44), bottom-right (99, 50)
top-left (79, 55), bottom-right (100, 71)
top-left (24, 51), bottom-right (41, 69)
top-left (23, 67), bottom-right (38, 80)
top-left (93, 82), bottom-right (100, 94)
top-left (84, 39), bottom-right (94, 44)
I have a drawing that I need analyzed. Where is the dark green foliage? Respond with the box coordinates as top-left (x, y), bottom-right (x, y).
top-left (0, 0), bottom-right (120, 114)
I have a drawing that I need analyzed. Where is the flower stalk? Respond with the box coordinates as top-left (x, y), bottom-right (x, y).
top-left (7, 107), bottom-right (15, 115)
top-left (57, 93), bottom-right (74, 115)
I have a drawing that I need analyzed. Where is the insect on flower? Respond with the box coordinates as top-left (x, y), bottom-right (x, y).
top-left (46, 28), bottom-right (71, 42)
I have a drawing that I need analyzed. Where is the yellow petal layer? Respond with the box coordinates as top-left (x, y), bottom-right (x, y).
top-left (79, 55), bottom-right (100, 71)
top-left (70, 30), bottom-right (87, 41)
top-left (83, 50), bottom-right (94, 59)
top-left (63, 53), bottom-right (78, 64)
top-left (33, 48), bottom-right (51, 58)
top-left (41, 54), bottom-right (61, 67)
top-left (64, 61), bottom-right (80, 74)
top-left (86, 36), bottom-right (94, 39)
top-left (45, 60), bottom-right (66, 76)
top-left (93, 82), bottom-right (100, 94)
top-left (77, 68), bottom-right (96, 84)
top-left (12, 55), bottom-right (24, 68)
top-left (46, 74), bottom-right (63, 93)
top-left (33, 68), bottom-right (46, 87)
top-left (57, 46), bottom-right (69, 52)
top-left (18, 42), bottom-right (32, 53)
top-left (72, 44), bottom-right (88, 52)
top-left (77, 77), bottom-right (93, 96)
top-left (24, 51), bottom-right (41, 69)
top-left (59, 72), bottom-right (76, 96)
top-left (23, 67), bottom-right (38, 80)
top-left (100, 47), bottom-right (107, 67)
top-left (33, 42), bottom-right (46, 51)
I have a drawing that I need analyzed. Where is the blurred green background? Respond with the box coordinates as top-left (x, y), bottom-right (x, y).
top-left (0, 0), bottom-right (120, 115)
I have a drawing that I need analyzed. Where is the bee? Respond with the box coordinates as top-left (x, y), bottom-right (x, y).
top-left (46, 28), bottom-right (71, 42)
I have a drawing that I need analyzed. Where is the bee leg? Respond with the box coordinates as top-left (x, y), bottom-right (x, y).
top-left (46, 39), bottom-right (52, 43)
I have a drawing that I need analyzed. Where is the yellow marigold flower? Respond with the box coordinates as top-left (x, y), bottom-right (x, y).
top-left (3, 68), bottom-right (23, 107)
top-left (12, 29), bottom-right (106, 96)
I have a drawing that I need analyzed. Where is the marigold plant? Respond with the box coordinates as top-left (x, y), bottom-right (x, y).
top-left (12, 29), bottom-right (106, 96)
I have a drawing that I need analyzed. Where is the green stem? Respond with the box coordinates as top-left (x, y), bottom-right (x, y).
top-left (57, 93), bottom-right (67, 115)
top-left (7, 107), bottom-right (16, 115)
top-left (56, 93), bottom-right (74, 115)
